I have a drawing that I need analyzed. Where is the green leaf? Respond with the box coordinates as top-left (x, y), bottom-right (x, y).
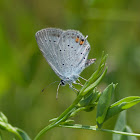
top-left (0, 112), bottom-right (11, 131)
top-left (0, 112), bottom-right (8, 123)
top-left (16, 128), bottom-right (31, 140)
top-left (105, 96), bottom-right (140, 121)
top-left (78, 90), bottom-right (94, 107)
top-left (91, 89), bottom-right (101, 103)
top-left (60, 119), bottom-right (75, 125)
top-left (0, 121), bottom-right (8, 130)
top-left (113, 111), bottom-right (127, 140)
top-left (83, 67), bottom-right (108, 95)
top-left (78, 88), bottom-right (100, 107)
top-left (0, 112), bottom-right (31, 140)
top-left (49, 118), bottom-right (58, 122)
top-left (96, 83), bottom-right (116, 128)
top-left (83, 104), bottom-right (96, 112)
top-left (87, 52), bottom-right (108, 86)
top-left (79, 53), bottom-right (108, 94)
top-left (113, 111), bottom-right (137, 140)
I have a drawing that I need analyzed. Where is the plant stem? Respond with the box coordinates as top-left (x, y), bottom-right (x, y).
top-left (34, 122), bottom-right (57, 140)
top-left (98, 128), bottom-right (140, 137)
top-left (34, 55), bottom-right (107, 140)
top-left (59, 124), bottom-right (140, 137)
top-left (34, 94), bottom-right (83, 140)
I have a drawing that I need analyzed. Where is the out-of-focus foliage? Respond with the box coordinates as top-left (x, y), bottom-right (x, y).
top-left (113, 111), bottom-right (137, 140)
top-left (0, 0), bottom-right (140, 139)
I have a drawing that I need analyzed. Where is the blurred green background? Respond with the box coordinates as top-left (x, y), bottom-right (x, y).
top-left (0, 0), bottom-right (140, 139)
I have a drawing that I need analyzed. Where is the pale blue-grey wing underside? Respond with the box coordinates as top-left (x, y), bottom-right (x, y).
top-left (35, 28), bottom-right (95, 83)
top-left (56, 30), bottom-right (93, 81)
top-left (35, 28), bottom-right (64, 78)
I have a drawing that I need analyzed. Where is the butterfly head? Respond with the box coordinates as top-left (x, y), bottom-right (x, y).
top-left (60, 80), bottom-right (66, 86)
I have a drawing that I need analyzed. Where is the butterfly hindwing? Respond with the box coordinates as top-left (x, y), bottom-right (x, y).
top-left (57, 30), bottom-right (91, 78)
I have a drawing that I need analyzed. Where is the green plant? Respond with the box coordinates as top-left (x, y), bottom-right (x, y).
top-left (0, 53), bottom-right (140, 140)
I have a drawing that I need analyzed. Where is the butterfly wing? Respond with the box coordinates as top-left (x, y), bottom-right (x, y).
top-left (56, 30), bottom-right (92, 82)
top-left (35, 28), bottom-right (95, 84)
top-left (35, 28), bottom-right (65, 78)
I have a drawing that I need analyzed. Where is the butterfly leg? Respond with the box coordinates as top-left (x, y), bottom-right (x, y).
top-left (73, 80), bottom-right (83, 86)
top-left (77, 79), bottom-right (83, 86)
top-left (78, 76), bottom-right (87, 81)
top-left (69, 84), bottom-right (79, 93)
top-left (56, 82), bottom-right (61, 99)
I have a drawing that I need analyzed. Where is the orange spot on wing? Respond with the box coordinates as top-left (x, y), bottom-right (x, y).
top-left (75, 37), bottom-right (79, 43)
top-left (80, 40), bottom-right (84, 45)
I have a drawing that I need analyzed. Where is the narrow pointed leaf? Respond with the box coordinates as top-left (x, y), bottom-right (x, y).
top-left (105, 96), bottom-right (140, 121)
top-left (83, 67), bottom-right (108, 95)
top-left (0, 112), bottom-right (30, 140)
top-left (113, 111), bottom-right (126, 140)
top-left (0, 112), bottom-right (8, 123)
top-left (78, 90), bottom-right (94, 107)
top-left (79, 53), bottom-right (108, 94)
top-left (113, 111), bottom-right (137, 140)
top-left (121, 126), bottom-right (137, 140)
top-left (16, 128), bottom-right (31, 140)
top-left (96, 83), bottom-right (116, 128)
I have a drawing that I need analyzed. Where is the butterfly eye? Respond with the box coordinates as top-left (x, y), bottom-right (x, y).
top-left (60, 80), bottom-right (65, 86)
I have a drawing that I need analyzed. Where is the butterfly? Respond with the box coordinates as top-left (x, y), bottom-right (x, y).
top-left (35, 28), bottom-right (96, 96)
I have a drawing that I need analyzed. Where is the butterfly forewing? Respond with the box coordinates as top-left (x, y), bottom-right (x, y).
top-left (35, 28), bottom-right (64, 77)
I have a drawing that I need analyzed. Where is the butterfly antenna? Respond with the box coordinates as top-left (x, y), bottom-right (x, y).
top-left (56, 82), bottom-right (61, 99)
top-left (42, 81), bottom-right (59, 93)
top-left (85, 35), bottom-right (88, 40)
